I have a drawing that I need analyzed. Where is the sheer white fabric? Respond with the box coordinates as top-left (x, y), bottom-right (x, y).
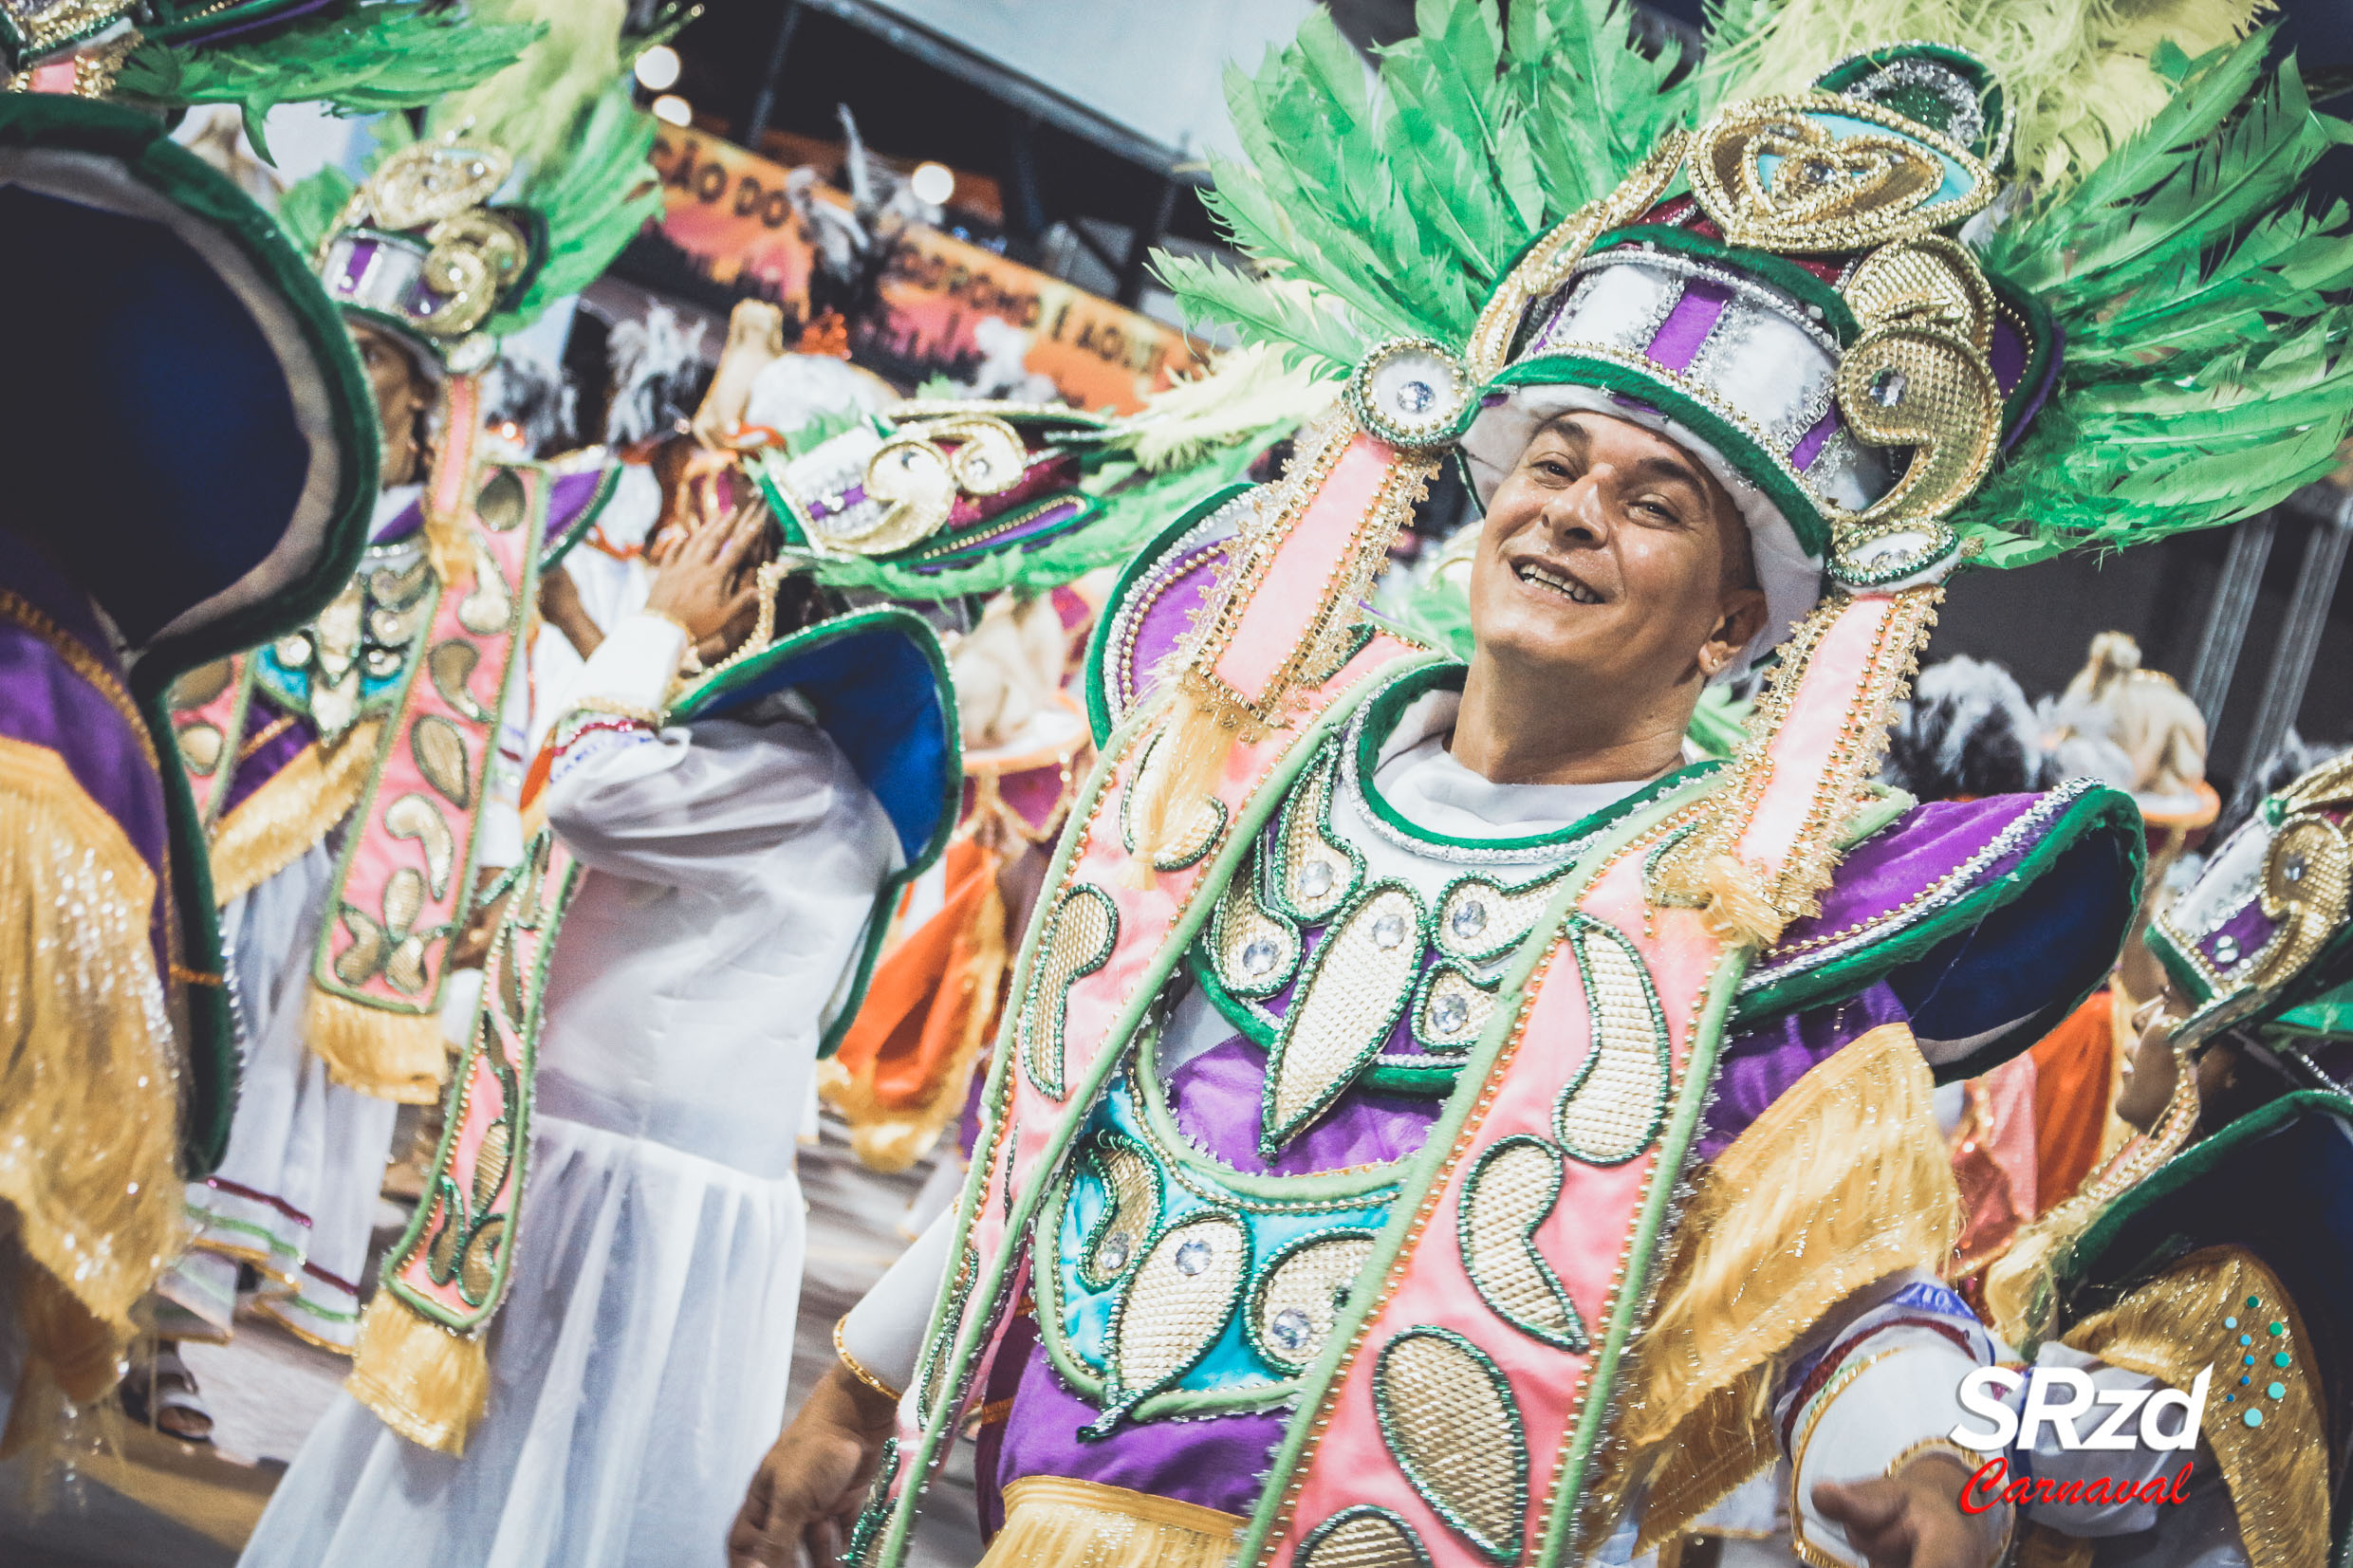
top-left (239, 611), bottom-right (904, 1568)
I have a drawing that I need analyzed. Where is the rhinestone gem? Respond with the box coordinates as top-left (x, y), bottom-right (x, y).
top-left (2285, 855), bottom-right (2307, 884)
top-left (1300, 859), bottom-right (1336, 897)
top-left (1396, 378), bottom-right (1436, 414)
top-left (1241, 937), bottom-right (1281, 977)
top-left (1869, 368), bottom-right (1908, 407)
top-left (1175, 1239), bottom-right (1213, 1276)
top-left (1450, 899), bottom-right (1488, 939)
top-left (1372, 913), bottom-right (1409, 950)
top-left (1269, 1308), bottom-right (1313, 1352)
top-left (1803, 157), bottom-right (1838, 185)
top-left (1100, 1232), bottom-right (1131, 1272)
top-left (1433, 993), bottom-right (1470, 1035)
top-left (2214, 934), bottom-right (2242, 966)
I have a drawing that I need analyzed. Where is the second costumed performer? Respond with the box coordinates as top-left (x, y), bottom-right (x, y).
top-left (236, 507), bottom-right (960, 1558)
top-left (731, 2), bottom-right (2352, 1567)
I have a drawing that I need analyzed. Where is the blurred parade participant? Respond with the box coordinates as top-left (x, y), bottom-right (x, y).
top-left (725, 1), bottom-right (2350, 1565)
top-left (1976, 750), bottom-right (2353, 1564)
top-left (151, 0), bottom-right (658, 1386)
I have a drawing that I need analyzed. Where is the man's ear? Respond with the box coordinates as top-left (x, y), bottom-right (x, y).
top-left (1705, 585), bottom-right (1769, 673)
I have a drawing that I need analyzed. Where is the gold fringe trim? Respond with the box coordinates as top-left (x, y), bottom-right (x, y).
top-left (1122, 688), bottom-right (1243, 885)
top-left (981, 1476), bottom-right (1242, 1568)
top-left (2063, 1246), bottom-right (2325, 1568)
top-left (820, 875), bottom-right (1010, 1174)
top-left (304, 987), bottom-right (452, 1104)
top-left (345, 1291), bottom-right (488, 1456)
top-left (0, 737), bottom-right (185, 1374)
top-left (1696, 851), bottom-right (1789, 948)
top-left (1621, 1023), bottom-right (1961, 1551)
top-left (206, 722), bottom-right (384, 907)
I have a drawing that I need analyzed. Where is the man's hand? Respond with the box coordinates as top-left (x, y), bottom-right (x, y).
top-left (728, 1362), bottom-right (898, 1568)
top-left (644, 501), bottom-right (771, 660)
top-left (1813, 1454), bottom-right (2004, 1568)
top-left (538, 563), bottom-right (603, 660)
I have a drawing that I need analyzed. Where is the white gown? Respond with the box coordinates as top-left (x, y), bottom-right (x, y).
top-left (238, 611), bottom-right (903, 1568)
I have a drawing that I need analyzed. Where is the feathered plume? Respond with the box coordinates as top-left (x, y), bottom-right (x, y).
top-left (1881, 656), bottom-right (2060, 800)
top-left (604, 304), bottom-right (710, 447)
top-left (113, 4), bottom-right (540, 160)
top-left (1159, 0), bottom-right (1691, 374)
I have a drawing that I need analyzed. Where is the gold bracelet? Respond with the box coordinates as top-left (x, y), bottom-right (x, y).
top-left (833, 1317), bottom-right (904, 1404)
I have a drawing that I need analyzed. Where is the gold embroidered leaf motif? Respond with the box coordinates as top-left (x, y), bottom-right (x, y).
top-left (1555, 920), bottom-right (1670, 1167)
top-left (424, 1190), bottom-right (466, 1282)
top-left (412, 713), bottom-right (473, 807)
top-left (474, 469), bottom-right (528, 532)
top-left (368, 556), bottom-right (432, 609)
top-left (456, 538), bottom-right (513, 635)
top-left (312, 580), bottom-right (365, 681)
top-left (177, 722), bottom-right (223, 776)
top-left (472, 1120), bottom-right (511, 1212)
top-left (459, 1215), bottom-right (505, 1305)
top-left (1263, 883), bottom-right (1424, 1156)
top-left (384, 793), bottom-right (457, 899)
top-left (383, 865), bottom-right (427, 935)
top-left (1119, 728), bottom-right (1226, 871)
top-left (333, 906), bottom-right (387, 985)
top-left (1281, 754), bottom-right (1358, 921)
top-left (1435, 872), bottom-right (1563, 965)
top-left (1373, 1329), bottom-right (1529, 1563)
top-left (171, 657), bottom-right (235, 709)
top-left (1086, 1211), bottom-right (1248, 1436)
top-left (1018, 885), bottom-right (1118, 1099)
top-left (494, 925), bottom-right (528, 1031)
top-left (1252, 1231), bottom-right (1375, 1372)
top-left (428, 639), bottom-right (493, 723)
top-left (1301, 1507), bottom-right (1434, 1568)
top-left (1459, 1137), bottom-right (1587, 1352)
top-left (1081, 1143), bottom-right (1161, 1289)
top-left (1212, 859), bottom-right (1301, 1001)
top-left (367, 600), bottom-right (428, 650)
top-left (1416, 968), bottom-right (1493, 1054)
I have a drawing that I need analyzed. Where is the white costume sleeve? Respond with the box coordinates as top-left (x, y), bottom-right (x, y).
top-left (541, 612), bottom-right (870, 896)
top-left (1775, 1270), bottom-right (2012, 1568)
top-left (2007, 1343), bottom-right (2219, 1540)
top-left (839, 1207), bottom-right (957, 1395)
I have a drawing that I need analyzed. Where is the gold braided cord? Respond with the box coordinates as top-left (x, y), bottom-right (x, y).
top-left (834, 1317), bottom-right (906, 1403)
top-left (205, 724), bottom-right (383, 907)
top-left (2064, 1247), bottom-right (2325, 1568)
top-left (1619, 1022), bottom-right (1961, 1551)
top-left (0, 735), bottom-right (185, 1393)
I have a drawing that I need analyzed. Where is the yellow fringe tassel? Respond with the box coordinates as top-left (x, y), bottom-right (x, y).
top-left (1121, 686), bottom-right (1244, 886)
top-left (0, 737), bottom-right (186, 1388)
top-left (979, 1477), bottom-right (1243, 1568)
top-left (1696, 851), bottom-right (1788, 949)
top-left (206, 722), bottom-right (384, 906)
top-left (1620, 1022), bottom-right (1961, 1551)
top-left (346, 1291), bottom-right (489, 1457)
top-left (305, 987), bottom-right (453, 1104)
top-left (2065, 1247), bottom-right (2325, 1568)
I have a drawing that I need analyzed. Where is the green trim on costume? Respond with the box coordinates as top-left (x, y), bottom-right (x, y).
top-left (2146, 915), bottom-right (2220, 1009)
top-left (1349, 661), bottom-right (1726, 854)
top-left (141, 679), bottom-right (236, 1172)
top-left (667, 605), bottom-right (964, 1060)
top-left (1486, 354), bottom-right (1835, 563)
top-left (1732, 783), bottom-right (2145, 1043)
top-left (1592, 225), bottom-right (1862, 343)
top-left (1083, 482), bottom-right (1252, 747)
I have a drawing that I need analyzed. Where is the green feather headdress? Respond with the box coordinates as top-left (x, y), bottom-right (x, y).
top-left (1165, 0), bottom-right (2353, 580)
top-left (283, 0), bottom-right (664, 365)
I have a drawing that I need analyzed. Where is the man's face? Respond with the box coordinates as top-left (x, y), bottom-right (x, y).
top-left (1467, 412), bottom-right (1761, 692)
top-left (349, 321), bottom-right (434, 488)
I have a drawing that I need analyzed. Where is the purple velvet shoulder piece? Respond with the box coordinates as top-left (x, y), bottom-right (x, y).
top-left (215, 690), bottom-right (321, 821)
top-left (1735, 779), bottom-right (2144, 1079)
top-left (0, 530), bottom-right (170, 961)
top-left (1084, 488), bottom-right (1254, 740)
top-left (542, 464), bottom-right (618, 551)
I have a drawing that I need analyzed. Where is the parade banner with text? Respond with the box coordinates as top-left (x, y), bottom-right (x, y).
top-left (647, 123), bottom-right (1197, 413)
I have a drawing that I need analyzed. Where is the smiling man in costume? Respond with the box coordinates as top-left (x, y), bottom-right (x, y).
top-left (724, 0), bottom-right (2352, 1564)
